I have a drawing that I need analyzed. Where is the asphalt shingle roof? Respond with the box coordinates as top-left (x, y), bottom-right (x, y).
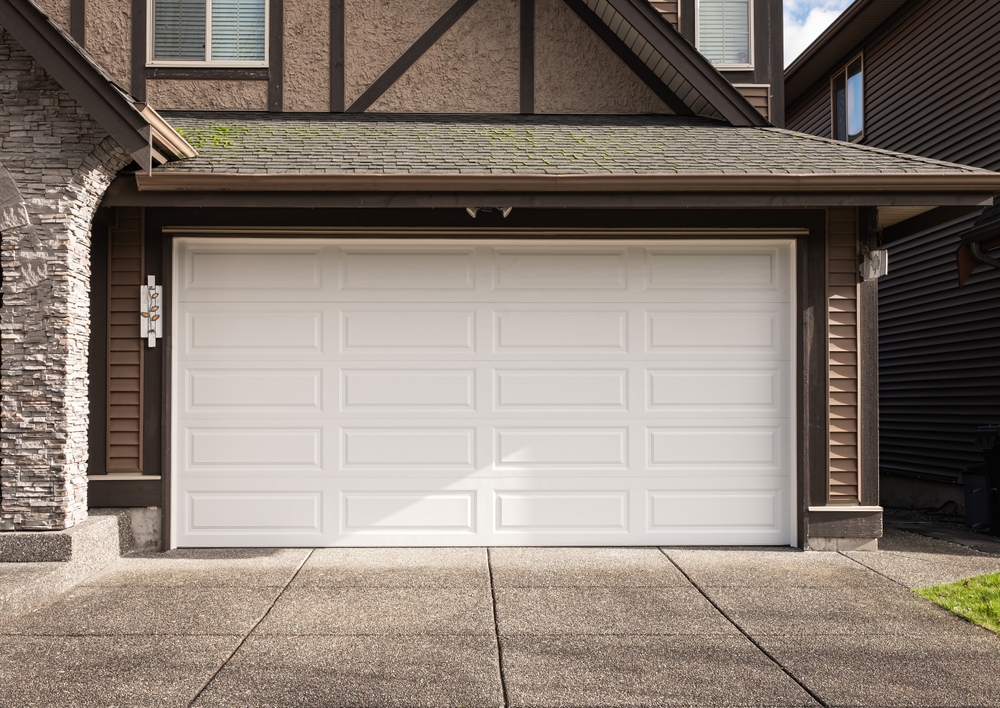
top-left (158, 112), bottom-right (988, 176)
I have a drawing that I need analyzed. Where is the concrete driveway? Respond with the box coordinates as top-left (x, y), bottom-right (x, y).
top-left (1, 529), bottom-right (999, 708)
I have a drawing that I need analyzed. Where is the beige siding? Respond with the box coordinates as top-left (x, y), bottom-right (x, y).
top-left (284, 0), bottom-right (331, 111)
top-left (534, 0), bottom-right (669, 114)
top-left (85, 0), bottom-right (131, 89)
top-left (735, 84), bottom-right (770, 122)
top-left (649, 0), bottom-right (679, 29)
top-left (145, 80), bottom-right (270, 110)
top-left (827, 208), bottom-right (860, 504)
top-left (36, 0), bottom-right (71, 31)
top-left (370, 0), bottom-right (518, 112)
top-left (107, 208), bottom-right (143, 473)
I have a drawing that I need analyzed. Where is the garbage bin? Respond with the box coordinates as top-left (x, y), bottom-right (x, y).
top-left (971, 425), bottom-right (1000, 536)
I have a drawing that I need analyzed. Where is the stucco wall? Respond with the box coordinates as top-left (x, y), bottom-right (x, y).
top-left (284, 0), bottom-right (330, 111)
top-left (85, 0), bottom-right (131, 90)
top-left (370, 0), bottom-right (518, 113)
top-left (534, 0), bottom-right (669, 114)
top-left (0, 28), bottom-right (131, 531)
top-left (345, 0), bottom-right (455, 108)
top-left (146, 80), bottom-right (269, 111)
top-left (35, 0), bottom-right (71, 32)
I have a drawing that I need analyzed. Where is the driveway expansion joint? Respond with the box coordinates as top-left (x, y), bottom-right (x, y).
top-left (186, 548), bottom-right (314, 708)
top-left (487, 548), bottom-right (511, 708)
top-left (659, 548), bottom-right (830, 708)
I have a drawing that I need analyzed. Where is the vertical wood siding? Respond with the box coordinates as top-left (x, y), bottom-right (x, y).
top-left (107, 207), bottom-right (143, 473)
top-left (649, 0), bottom-right (679, 29)
top-left (828, 208), bottom-right (860, 504)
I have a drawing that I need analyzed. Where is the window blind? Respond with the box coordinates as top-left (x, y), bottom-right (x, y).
top-left (699, 0), bottom-right (750, 66)
top-left (211, 0), bottom-right (266, 61)
top-left (153, 0), bottom-right (206, 60)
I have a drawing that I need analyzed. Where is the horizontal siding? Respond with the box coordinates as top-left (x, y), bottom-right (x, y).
top-left (828, 208), bottom-right (860, 504)
top-left (879, 211), bottom-right (1000, 481)
top-left (786, 80), bottom-right (830, 138)
top-left (735, 84), bottom-right (770, 121)
top-left (107, 208), bottom-right (143, 473)
top-left (649, 0), bottom-right (679, 29)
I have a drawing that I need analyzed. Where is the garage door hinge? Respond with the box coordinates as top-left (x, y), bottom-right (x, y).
top-left (140, 275), bottom-right (163, 348)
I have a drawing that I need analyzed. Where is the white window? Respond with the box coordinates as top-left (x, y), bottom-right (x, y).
top-left (696, 0), bottom-right (753, 69)
top-left (149, 0), bottom-right (267, 66)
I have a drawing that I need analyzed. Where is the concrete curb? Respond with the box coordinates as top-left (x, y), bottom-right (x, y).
top-left (0, 511), bottom-right (135, 620)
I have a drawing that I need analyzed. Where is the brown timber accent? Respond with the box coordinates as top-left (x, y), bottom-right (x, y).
top-left (130, 0), bottom-right (145, 101)
top-left (649, 0), bottom-right (678, 29)
top-left (520, 0), bottom-right (534, 114)
top-left (734, 84), bottom-right (770, 122)
top-left (269, 0), bottom-right (283, 111)
top-left (346, 0), bottom-right (482, 113)
top-left (827, 207), bottom-right (860, 504)
top-left (330, 0), bottom-right (345, 111)
top-left (146, 67), bottom-right (270, 80)
top-left (107, 207), bottom-right (144, 473)
top-left (70, 0), bottom-right (84, 44)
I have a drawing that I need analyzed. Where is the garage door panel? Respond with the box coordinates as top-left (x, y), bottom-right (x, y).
top-left (173, 238), bottom-right (795, 547)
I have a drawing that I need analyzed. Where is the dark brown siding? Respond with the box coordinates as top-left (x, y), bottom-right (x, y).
top-left (107, 207), bottom-right (144, 473)
top-left (828, 208), bottom-right (860, 504)
top-left (735, 84), bottom-right (770, 121)
top-left (787, 80), bottom-right (831, 138)
top-left (878, 211), bottom-right (1000, 484)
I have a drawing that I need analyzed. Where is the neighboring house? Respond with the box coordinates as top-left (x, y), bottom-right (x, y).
top-left (2, 0), bottom-right (998, 552)
top-left (785, 0), bottom-right (1000, 516)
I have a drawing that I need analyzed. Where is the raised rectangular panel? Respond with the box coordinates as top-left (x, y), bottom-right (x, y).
top-left (648, 428), bottom-right (777, 466)
top-left (341, 250), bottom-right (474, 290)
top-left (646, 251), bottom-right (776, 289)
top-left (494, 250), bottom-right (627, 289)
top-left (189, 311), bottom-right (321, 350)
top-left (343, 311), bottom-right (474, 349)
top-left (648, 370), bottom-right (776, 409)
top-left (343, 492), bottom-right (475, 532)
top-left (343, 370), bottom-right (474, 409)
top-left (186, 250), bottom-right (321, 290)
top-left (496, 311), bottom-right (626, 349)
top-left (188, 492), bottom-right (322, 531)
top-left (496, 370), bottom-right (627, 409)
top-left (496, 491), bottom-right (628, 531)
top-left (648, 491), bottom-right (776, 528)
top-left (342, 428), bottom-right (476, 469)
top-left (188, 429), bottom-right (322, 469)
top-left (648, 312), bottom-right (774, 349)
top-left (188, 369), bottom-right (321, 410)
top-left (496, 429), bottom-right (627, 467)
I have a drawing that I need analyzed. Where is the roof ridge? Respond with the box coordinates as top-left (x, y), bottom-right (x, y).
top-left (762, 126), bottom-right (990, 173)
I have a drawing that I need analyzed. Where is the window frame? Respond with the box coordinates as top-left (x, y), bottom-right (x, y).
top-left (694, 0), bottom-right (754, 71)
top-left (146, 0), bottom-right (270, 68)
top-left (830, 53), bottom-right (865, 143)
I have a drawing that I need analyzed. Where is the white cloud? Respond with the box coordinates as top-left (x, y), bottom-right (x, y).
top-left (784, 0), bottom-right (854, 67)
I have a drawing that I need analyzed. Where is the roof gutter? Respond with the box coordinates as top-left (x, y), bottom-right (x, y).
top-left (136, 104), bottom-right (199, 160)
top-left (134, 172), bottom-right (1000, 194)
top-left (957, 214), bottom-right (1000, 285)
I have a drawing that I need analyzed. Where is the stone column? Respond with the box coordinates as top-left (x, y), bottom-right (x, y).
top-left (0, 29), bottom-right (130, 531)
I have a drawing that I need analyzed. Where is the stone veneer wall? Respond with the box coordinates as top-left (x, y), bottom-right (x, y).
top-left (0, 28), bottom-right (130, 531)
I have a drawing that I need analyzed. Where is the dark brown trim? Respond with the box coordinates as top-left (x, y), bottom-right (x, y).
top-left (346, 0), bottom-right (481, 113)
top-left (859, 207), bottom-right (879, 507)
top-left (88, 216), bottom-right (110, 475)
top-left (132, 171), bottom-right (1000, 194)
top-left (88, 477), bottom-right (162, 507)
top-left (131, 0), bottom-right (146, 102)
top-left (561, 0), bottom-right (693, 116)
top-left (882, 205), bottom-right (984, 244)
top-left (143, 208), bottom-right (162, 478)
top-left (519, 0), bottom-right (534, 115)
top-left (603, 0), bottom-right (768, 126)
top-left (268, 0), bottom-right (283, 112)
top-left (146, 67), bottom-right (270, 80)
top-left (0, 0), bottom-right (152, 164)
top-left (70, 0), bottom-right (84, 45)
top-left (160, 226), bottom-right (173, 551)
top-left (330, 0), bottom-right (345, 112)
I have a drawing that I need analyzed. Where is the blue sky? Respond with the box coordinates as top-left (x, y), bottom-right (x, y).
top-left (784, 0), bottom-right (854, 67)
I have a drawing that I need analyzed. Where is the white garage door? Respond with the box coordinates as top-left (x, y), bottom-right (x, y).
top-left (171, 238), bottom-right (795, 548)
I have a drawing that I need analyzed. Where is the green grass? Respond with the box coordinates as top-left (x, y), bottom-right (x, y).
top-left (915, 572), bottom-right (1000, 635)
